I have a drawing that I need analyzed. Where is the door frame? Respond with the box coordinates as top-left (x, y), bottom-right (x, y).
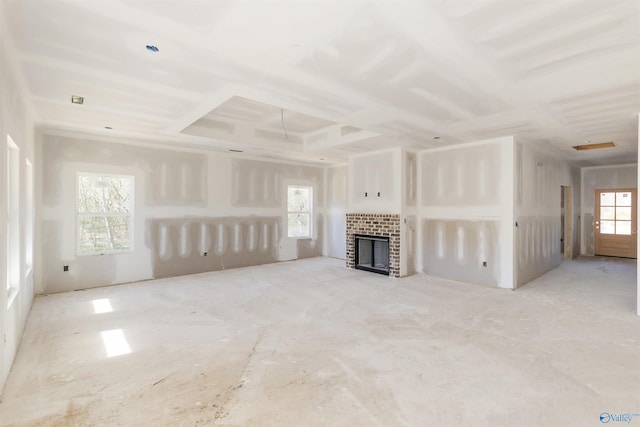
top-left (594, 188), bottom-right (637, 259)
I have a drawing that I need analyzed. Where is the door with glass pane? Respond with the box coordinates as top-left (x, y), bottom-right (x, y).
top-left (594, 189), bottom-right (637, 258)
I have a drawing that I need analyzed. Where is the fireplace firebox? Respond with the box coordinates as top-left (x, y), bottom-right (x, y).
top-left (355, 235), bottom-right (390, 275)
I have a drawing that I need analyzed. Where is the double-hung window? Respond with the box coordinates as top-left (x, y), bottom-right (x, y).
top-left (6, 135), bottom-right (20, 302)
top-left (77, 174), bottom-right (133, 255)
top-left (287, 185), bottom-right (313, 238)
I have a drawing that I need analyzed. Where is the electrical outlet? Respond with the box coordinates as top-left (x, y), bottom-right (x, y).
top-left (63, 265), bottom-right (69, 272)
top-left (482, 261), bottom-right (487, 267)
top-left (203, 252), bottom-right (208, 257)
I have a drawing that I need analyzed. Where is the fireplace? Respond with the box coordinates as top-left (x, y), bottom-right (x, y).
top-left (355, 235), bottom-right (389, 275)
top-left (346, 214), bottom-right (400, 277)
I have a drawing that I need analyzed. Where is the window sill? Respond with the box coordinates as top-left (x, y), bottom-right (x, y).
top-left (77, 249), bottom-right (133, 257)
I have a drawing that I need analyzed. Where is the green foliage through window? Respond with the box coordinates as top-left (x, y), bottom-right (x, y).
top-left (287, 186), bottom-right (312, 238)
top-left (77, 174), bottom-right (133, 254)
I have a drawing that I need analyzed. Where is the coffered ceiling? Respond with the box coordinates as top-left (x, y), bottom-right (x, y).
top-left (1, 0), bottom-right (639, 165)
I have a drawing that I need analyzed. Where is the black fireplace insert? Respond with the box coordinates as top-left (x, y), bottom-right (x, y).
top-left (355, 234), bottom-right (389, 275)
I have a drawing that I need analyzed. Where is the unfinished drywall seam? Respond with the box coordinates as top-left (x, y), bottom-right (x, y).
top-left (415, 149), bottom-right (424, 273)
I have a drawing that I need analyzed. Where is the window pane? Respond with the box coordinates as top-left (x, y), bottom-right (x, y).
top-left (79, 215), bottom-right (130, 253)
top-left (288, 213), bottom-right (310, 237)
top-left (600, 206), bottom-right (615, 220)
top-left (287, 187), bottom-right (310, 212)
top-left (616, 221), bottom-right (631, 235)
top-left (616, 206), bottom-right (631, 220)
top-left (600, 192), bottom-right (615, 206)
top-left (79, 175), bottom-right (131, 213)
top-left (616, 192), bottom-right (632, 207)
top-left (600, 220), bottom-right (615, 234)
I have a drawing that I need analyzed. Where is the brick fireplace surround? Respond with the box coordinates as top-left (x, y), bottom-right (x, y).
top-left (346, 213), bottom-right (401, 278)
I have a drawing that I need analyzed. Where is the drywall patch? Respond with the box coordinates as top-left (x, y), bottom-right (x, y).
top-left (42, 221), bottom-right (118, 292)
top-left (516, 216), bottom-right (561, 286)
top-left (423, 219), bottom-right (499, 286)
top-left (148, 217), bottom-right (281, 279)
top-left (41, 134), bottom-right (207, 207)
top-left (421, 143), bottom-right (501, 206)
top-left (230, 159), bottom-right (323, 208)
top-left (406, 152), bottom-right (417, 207)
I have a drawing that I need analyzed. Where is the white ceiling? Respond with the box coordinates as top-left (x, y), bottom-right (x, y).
top-left (1, 0), bottom-right (639, 165)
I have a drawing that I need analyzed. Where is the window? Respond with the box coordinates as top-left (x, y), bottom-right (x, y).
top-left (6, 135), bottom-right (20, 302)
top-left (599, 191), bottom-right (632, 235)
top-left (25, 159), bottom-right (34, 272)
top-left (287, 185), bottom-right (312, 238)
top-left (77, 174), bottom-right (133, 255)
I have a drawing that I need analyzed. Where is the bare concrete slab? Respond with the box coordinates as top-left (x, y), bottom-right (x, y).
top-left (0, 256), bottom-right (638, 426)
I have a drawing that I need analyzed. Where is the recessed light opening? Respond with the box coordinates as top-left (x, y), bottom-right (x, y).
top-left (71, 95), bottom-right (84, 105)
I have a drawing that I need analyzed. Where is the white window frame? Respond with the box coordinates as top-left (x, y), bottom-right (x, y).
top-left (76, 173), bottom-right (134, 256)
top-left (287, 184), bottom-right (313, 239)
top-left (25, 158), bottom-right (34, 274)
top-left (6, 134), bottom-right (20, 307)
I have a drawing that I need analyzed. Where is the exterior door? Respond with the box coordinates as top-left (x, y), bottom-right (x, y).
top-left (594, 188), bottom-right (637, 258)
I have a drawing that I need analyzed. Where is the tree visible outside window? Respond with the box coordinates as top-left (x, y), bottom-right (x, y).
top-left (77, 174), bottom-right (133, 254)
top-left (287, 185), bottom-right (312, 238)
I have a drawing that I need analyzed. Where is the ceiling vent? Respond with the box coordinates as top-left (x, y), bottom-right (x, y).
top-left (573, 141), bottom-right (615, 151)
top-left (71, 95), bottom-right (84, 105)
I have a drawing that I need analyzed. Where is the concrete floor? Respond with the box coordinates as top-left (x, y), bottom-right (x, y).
top-left (0, 256), bottom-right (639, 427)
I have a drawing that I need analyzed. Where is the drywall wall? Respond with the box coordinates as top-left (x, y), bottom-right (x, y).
top-left (148, 217), bottom-right (280, 278)
top-left (401, 150), bottom-right (418, 276)
top-left (423, 219), bottom-right (500, 284)
top-left (581, 164), bottom-right (637, 255)
top-left (325, 165), bottom-right (347, 259)
top-left (0, 34), bottom-right (36, 395)
top-left (37, 133), bottom-right (325, 293)
top-left (419, 137), bottom-right (515, 288)
top-left (404, 151), bottom-right (417, 208)
top-left (348, 147), bottom-right (401, 214)
top-left (515, 142), bottom-right (578, 287)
